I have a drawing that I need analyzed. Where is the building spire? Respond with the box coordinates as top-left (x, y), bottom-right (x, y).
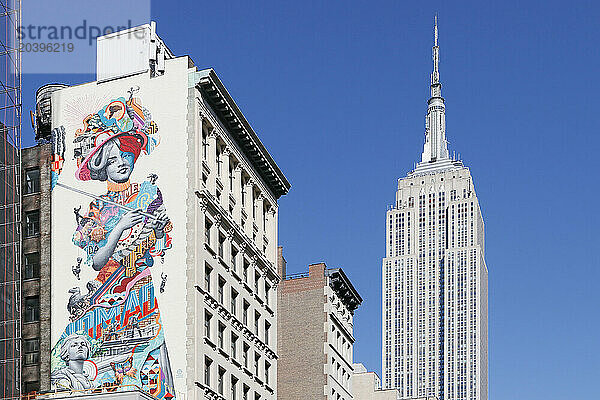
top-left (434, 14), bottom-right (438, 46)
top-left (417, 15), bottom-right (451, 167)
top-left (430, 15), bottom-right (440, 90)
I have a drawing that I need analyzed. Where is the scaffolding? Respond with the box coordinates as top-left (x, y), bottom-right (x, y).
top-left (0, 0), bottom-right (22, 399)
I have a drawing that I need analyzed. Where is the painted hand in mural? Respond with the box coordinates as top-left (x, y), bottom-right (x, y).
top-left (92, 209), bottom-right (144, 271)
top-left (149, 210), bottom-right (170, 239)
top-left (116, 209), bottom-right (145, 231)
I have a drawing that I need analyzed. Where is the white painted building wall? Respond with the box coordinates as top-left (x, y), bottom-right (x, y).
top-left (49, 24), bottom-right (289, 400)
top-left (325, 282), bottom-right (355, 400)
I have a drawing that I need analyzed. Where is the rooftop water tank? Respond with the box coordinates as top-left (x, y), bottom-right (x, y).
top-left (35, 83), bottom-right (68, 140)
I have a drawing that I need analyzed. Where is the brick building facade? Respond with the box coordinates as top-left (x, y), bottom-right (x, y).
top-left (277, 248), bottom-right (362, 400)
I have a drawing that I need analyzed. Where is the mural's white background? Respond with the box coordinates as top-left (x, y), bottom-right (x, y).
top-left (50, 58), bottom-right (191, 394)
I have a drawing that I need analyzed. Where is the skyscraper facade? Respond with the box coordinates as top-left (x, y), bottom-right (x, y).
top-left (382, 20), bottom-right (488, 400)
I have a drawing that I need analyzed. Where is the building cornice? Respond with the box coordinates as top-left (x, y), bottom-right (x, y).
top-left (192, 69), bottom-right (290, 199)
top-left (326, 268), bottom-right (362, 314)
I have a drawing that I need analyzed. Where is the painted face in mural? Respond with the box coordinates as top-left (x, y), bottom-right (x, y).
top-left (105, 141), bottom-right (134, 183)
top-left (52, 335), bottom-right (93, 390)
top-left (60, 335), bottom-right (90, 363)
top-left (66, 337), bottom-right (89, 361)
top-left (87, 138), bottom-right (135, 183)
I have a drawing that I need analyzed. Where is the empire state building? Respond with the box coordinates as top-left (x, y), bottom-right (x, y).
top-left (382, 19), bottom-right (488, 400)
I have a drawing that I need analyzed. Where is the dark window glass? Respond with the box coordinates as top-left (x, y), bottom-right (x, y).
top-left (218, 234), bottom-right (225, 258)
top-left (218, 367), bottom-right (225, 395)
top-left (231, 333), bottom-right (238, 358)
top-left (205, 219), bottom-right (212, 244)
top-left (231, 376), bottom-right (238, 400)
top-left (24, 296), bottom-right (39, 322)
top-left (218, 322), bottom-right (225, 349)
top-left (230, 289), bottom-right (238, 316)
top-left (23, 381), bottom-right (40, 394)
top-left (243, 301), bottom-right (249, 326)
top-left (24, 253), bottom-right (40, 279)
top-left (204, 357), bottom-right (212, 386)
top-left (25, 211), bottom-right (40, 237)
top-left (218, 276), bottom-right (225, 304)
top-left (23, 339), bottom-right (40, 365)
top-left (205, 265), bottom-right (211, 292)
top-left (24, 169), bottom-right (40, 194)
top-left (204, 311), bottom-right (212, 338)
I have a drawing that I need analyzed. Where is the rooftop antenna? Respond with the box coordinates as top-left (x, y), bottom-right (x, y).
top-left (434, 14), bottom-right (438, 46)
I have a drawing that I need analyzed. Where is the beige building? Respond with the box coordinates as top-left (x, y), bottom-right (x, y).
top-left (277, 249), bottom-right (362, 400)
top-left (352, 363), bottom-right (399, 400)
top-left (353, 363), bottom-right (437, 400)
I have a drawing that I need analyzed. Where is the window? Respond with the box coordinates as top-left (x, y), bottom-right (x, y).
top-left (24, 297), bottom-right (39, 322)
top-left (23, 381), bottom-right (40, 394)
top-left (231, 246), bottom-right (238, 271)
top-left (265, 361), bottom-right (271, 385)
top-left (255, 393), bottom-right (261, 400)
top-left (254, 311), bottom-right (260, 336)
top-left (202, 130), bottom-right (208, 159)
top-left (254, 271), bottom-right (260, 294)
top-left (243, 260), bottom-right (249, 283)
top-left (205, 218), bottom-right (212, 245)
top-left (24, 253), bottom-right (40, 280)
top-left (218, 322), bottom-right (225, 349)
top-left (218, 276), bottom-right (225, 304)
top-left (243, 301), bottom-right (249, 326)
top-left (231, 333), bottom-right (238, 359)
top-left (264, 321), bottom-right (270, 346)
top-left (243, 384), bottom-right (249, 400)
top-left (217, 150), bottom-right (222, 176)
top-left (218, 233), bottom-right (225, 258)
top-left (264, 283), bottom-right (271, 306)
top-left (25, 211), bottom-right (40, 238)
top-left (241, 179), bottom-right (246, 206)
top-left (230, 289), bottom-right (238, 316)
top-left (24, 168), bottom-right (40, 194)
top-left (218, 366), bottom-right (225, 395)
top-left (254, 352), bottom-right (260, 376)
top-left (204, 357), bottom-right (212, 386)
top-left (204, 311), bottom-right (212, 338)
top-left (23, 339), bottom-right (40, 365)
top-left (205, 265), bottom-right (212, 293)
top-left (231, 376), bottom-right (238, 400)
top-left (243, 343), bottom-right (249, 368)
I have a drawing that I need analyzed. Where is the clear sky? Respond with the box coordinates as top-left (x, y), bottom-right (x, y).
top-left (21, 1), bottom-right (599, 398)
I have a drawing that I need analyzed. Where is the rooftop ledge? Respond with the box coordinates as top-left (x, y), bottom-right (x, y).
top-left (191, 68), bottom-right (291, 199)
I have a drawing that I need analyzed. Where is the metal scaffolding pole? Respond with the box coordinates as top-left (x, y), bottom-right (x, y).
top-left (0, 0), bottom-right (22, 399)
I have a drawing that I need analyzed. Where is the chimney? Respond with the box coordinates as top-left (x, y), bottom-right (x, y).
top-left (277, 246), bottom-right (286, 279)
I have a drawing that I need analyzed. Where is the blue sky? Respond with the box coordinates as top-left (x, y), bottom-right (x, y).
top-left (21, 1), bottom-right (599, 398)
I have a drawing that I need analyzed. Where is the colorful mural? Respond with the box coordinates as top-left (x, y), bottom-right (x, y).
top-left (50, 91), bottom-right (175, 399)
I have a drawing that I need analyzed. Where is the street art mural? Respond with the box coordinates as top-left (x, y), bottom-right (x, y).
top-left (50, 91), bottom-right (176, 399)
